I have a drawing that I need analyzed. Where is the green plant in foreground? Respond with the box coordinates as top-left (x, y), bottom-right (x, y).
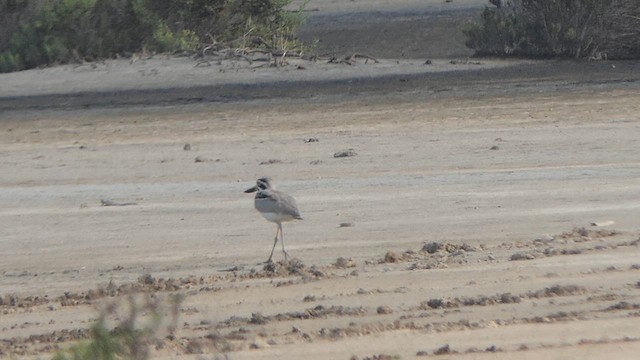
top-left (53, 293), bottom-right (183, 360)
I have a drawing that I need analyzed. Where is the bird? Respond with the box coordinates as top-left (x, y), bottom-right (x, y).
top-left (244, 178), bottom-right (302, 263)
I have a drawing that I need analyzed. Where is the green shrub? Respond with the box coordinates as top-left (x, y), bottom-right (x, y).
top-left (53, 293), bottom-right (183, 360)
top-left (150, 24), bottom-right (199, 53)
top-left (0, 50), bottom-right (22, 72)
top-left (464, 0), bottom-right (640, 59)
top-left (0, 0), bottom-right (307, 73)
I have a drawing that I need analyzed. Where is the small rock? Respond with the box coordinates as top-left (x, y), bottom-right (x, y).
top-left (138, 274), bottom-right (155, 285)
top-left (376, 305), bottom-right (393, 314)
top-left (334, 257), bottom-right (357, 268)
top-left (304, 137), bottom-right (319, 143)
top-left (384, 251), bottom-right (401, 263)
top-left (489, 145), bottom-right (500, 150)
top-left (424, 59), bottom-right (432, 65)
top-left (194, 156), bottom-right (210, 163)
top-left (510, 252), bottom-right (536, 261)
top-left (422, 241), bottom-right (442, 254)
top-left (339, 222), bottom-right (354, 228)
top-left (334, 149), bottom-right (357, 158)
top-left (183, 143), bottom-right (191, 151)
top-left (451, 250), bottom-right (465, 257)
top-left (250, 337), bottom-right (270, 349)
top-left (185, 339), bottom-right (203, 354)
top-left (434, 344), bottom-right (453, 355)
top-left (425, 298), bottom-right (445, 309)
top-left (250, 312), bottom-right (267, 325)
top-left (538, 234), bottom-right (555, 242)
top-left (259, 159), bottom-right (283, 165)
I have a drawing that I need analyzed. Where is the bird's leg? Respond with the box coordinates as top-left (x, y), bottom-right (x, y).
top-left (265, 225), bottom-right (281, 263)
top-left (279, 223), bottom-right (290, 262)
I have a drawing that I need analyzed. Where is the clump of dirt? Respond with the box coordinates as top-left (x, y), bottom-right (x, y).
top-left (510, 251), bottom-right (539, 261)
top-left (421, 292), bottom-right (522, 309)
top-left (527, 284), bottom-right (587, 298)
top-left (334, 257), bottom-right (357, 268)
top-left (558, 227), bottom-right (618, 241)
top-left (259, 158), bottom-right (284, 165)
top-left (383, 251), bottom-right (401, 263)
top-left (220, 304), bottom-right (368, 328)
top-left (0, 328), bottom-right (90, 356)
top-left (1, 275), bottom-right (223, 310)
top-left (334, 149), bottom-right (357, 158)
top-left (351, 354), bottom-right (398, 360)
top-left (421, 242), bottom-right (478, 254)
top-left (605, 302), bottom-right (640, 311)
top-left (421, 285), bottom-right (584, 310)
top-left (257, 259), bottom-right (326, 278)
top-left (528, 311), bottom-right (582, 323)
top-left (434, 344), bottom-right (456, 355)
top-left (370, 242), bottom-right (480, 269)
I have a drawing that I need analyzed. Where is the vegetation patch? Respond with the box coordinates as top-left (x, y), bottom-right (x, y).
top-left (0, 0), bottom-right (307, 73)
top-left (464, 0), bottom-right (640, 59)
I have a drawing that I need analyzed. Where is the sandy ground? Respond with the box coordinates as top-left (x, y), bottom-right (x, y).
top-left (2, 0), bottom-right (640, 359)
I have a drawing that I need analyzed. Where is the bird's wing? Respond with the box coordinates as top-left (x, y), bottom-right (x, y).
top-left (255, 190), bottom-right (302, 219)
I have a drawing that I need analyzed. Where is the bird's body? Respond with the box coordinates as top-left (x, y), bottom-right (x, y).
top-left (245, 178), bottom-right (302, 262)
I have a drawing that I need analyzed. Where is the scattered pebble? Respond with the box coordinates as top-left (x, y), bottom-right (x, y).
top-left (259, 159), bottom-right (283, 165)
top-left (194, 155), bottom-right (210, 163)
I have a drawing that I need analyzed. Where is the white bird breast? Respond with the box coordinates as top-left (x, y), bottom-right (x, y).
top-left (261, 212), bottom-right (295, 223)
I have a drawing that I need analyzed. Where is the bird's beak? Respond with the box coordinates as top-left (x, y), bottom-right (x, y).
top-left (244, 186), bottom-right (258, 193)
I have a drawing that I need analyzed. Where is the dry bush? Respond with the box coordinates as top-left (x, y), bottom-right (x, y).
top-left (465, 0), bottom-right (640, 59)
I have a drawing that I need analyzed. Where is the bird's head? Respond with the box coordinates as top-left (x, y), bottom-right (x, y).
top-left (244, 177), bottom-right (273, 193)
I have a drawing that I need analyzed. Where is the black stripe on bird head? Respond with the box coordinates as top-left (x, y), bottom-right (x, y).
top-left (245, 177), bottom-right (273, 193)
top-left (256, 177), bottom-right (273, 190)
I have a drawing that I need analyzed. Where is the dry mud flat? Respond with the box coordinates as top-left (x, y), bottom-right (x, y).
top-left (2, 0), bottom-right (640, 359)
top-left (2, 83), bottom-right (640, 359)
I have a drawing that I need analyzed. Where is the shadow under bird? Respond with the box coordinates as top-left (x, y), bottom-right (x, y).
top-left (244, 178), bottom-right (303, 263)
